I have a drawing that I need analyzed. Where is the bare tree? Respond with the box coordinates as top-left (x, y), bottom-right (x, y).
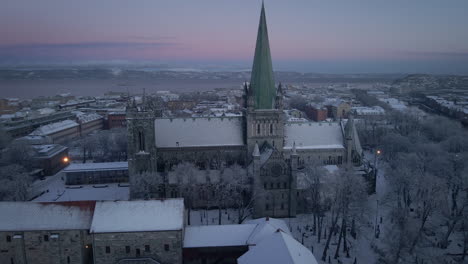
top-left (0, 164), bottom-right (32, 201)
top-left (130, 171), bottom-right (162, 200)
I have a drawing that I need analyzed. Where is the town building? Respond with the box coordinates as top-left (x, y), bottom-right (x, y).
top-left (0, 200), bottom-right (318, 264)
top-left (126, 3), bottom-right (363, 219)
top-left (106, 111), bottom-right (127, 129)
top-left (32, 144), bottom-right (69, 176)
top-left (76, 112), bottom-right (103, 136)
top-left (29, 120), bottom-right (80, 144)
top-left (0, 199), bottom-right (185, 264)
top-left (305, 103), bottom-right (328, 121)
top-left (63, 161), bottom-right (128, 185)
top-left (1, 111), bottom-right (75, 138)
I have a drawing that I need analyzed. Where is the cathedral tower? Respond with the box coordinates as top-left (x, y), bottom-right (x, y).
top-left (126, 99), bottom-right (158, 180)
top-left (245, 2), bottom-right (284, 156)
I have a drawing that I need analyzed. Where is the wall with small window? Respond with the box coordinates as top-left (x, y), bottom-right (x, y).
top-left (92, 230), bottom-right (183, 264)
top-left (0, 230), bottom-right (91, 264)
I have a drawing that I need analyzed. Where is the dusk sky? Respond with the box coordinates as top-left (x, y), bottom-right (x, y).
top-left (1, 0), bottom-right (468, 74)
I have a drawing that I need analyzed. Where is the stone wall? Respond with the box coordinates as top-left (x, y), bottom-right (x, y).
top-left (0, 230), bottom-right (91, 264)
top-left (93, 230), bottom-right (183, 264)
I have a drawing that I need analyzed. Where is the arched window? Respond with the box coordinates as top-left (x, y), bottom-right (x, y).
top-left (257, 123), bottom-right (261, 135)
top-left (270, 123), bottom-right (273, 135)
top-left (138, 131), bottom-right (146, 151)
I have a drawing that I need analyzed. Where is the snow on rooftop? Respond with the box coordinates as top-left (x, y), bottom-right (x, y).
top-left (64, 162), bottom-right (128, 172)
top-left (30, 120), bottom-right (78, 136)
top-left (90, 199), bottom-right (184, 233)
top-left (184, 224), bottom-right (257, 248)
top-left (284, 122), bottom-right (344, 150)
top-left (154, 117), bottom-right (243, 148)
top-left (0, 202), bottom-right (94, 231)
top-left (245, 218), bottom-right (292, 245)
top-left (238, 230), bottom-right (318, 264)
top-left (76, 113), bottom-right (103, 123)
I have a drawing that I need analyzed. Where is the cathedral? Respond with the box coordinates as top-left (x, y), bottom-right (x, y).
top-left (127, 3), bottom-right (362, 218)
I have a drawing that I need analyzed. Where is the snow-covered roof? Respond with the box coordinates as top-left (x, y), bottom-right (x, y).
top-left (284, 122), bottom-right (344, 150)
top-left (184, 224), bottom-right (257, 248)
top-left (90, 199), bottom-right (184, 233)
top-left (238, 230), bottom-right (318, 264)
top-left (154, 117), bottom-right (244, 148)
top-left (64, 162), bottom-right (128, 173)
top-left (245, 217), bottom-right (292, 245)
top-left (76, 113), bottom-right (103, 123)
top-left (30, 120), bottom-right (78, 136)
top-left (352, 106), bottom-right (385, 115)
top-left (0, 202), bottom-right (94, 231)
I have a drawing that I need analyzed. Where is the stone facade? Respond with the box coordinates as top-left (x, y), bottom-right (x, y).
top-left (0, 230), bottom-right (93, 264)
top-left (93, 231), bottom-right (183, 264)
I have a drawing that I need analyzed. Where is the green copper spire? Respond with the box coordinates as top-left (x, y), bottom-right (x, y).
top-left (250, 2), bottom-right (276, 109)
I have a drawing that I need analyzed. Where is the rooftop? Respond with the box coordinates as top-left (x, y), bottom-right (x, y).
top-left (90, 199), bottom-right (184, 233)
top-left (184, 224), bottom-right (257, 248)
top-left (284, 122), bottom-right (344, 150)
top-left (154, 117), bottom-right (244, 148)
top-left (64, 162), bottom-right (128, 173)
top-left (0, 201), bottom-right (94, 231)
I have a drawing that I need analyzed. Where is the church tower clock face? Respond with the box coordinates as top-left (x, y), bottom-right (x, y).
top-left (270, 164), bottom-right (282, 177)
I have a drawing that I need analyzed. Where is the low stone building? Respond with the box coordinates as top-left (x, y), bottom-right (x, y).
top-left (0, 201), bottom-right (95, 264)
top-left (0, 199), bottom-right (185, 264)
top-left (90, 199), bottom-right (185, 264)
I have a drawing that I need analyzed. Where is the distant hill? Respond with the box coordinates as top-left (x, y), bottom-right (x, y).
top-left (0, 68), bottom-right (402, 83)
top-left (393, 74), bottom-right (468, 92)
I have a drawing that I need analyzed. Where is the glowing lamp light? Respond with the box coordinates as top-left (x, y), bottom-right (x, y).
top-left (63, 157), bottom-right (69, 163)
top-left (376, 150), bottom-right (382, 155)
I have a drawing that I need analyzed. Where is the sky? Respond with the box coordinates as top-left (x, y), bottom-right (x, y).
top-left (1, 0), bottom-right (468, 74)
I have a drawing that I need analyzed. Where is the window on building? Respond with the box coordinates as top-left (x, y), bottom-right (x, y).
top-left (105, 246), bottom-right (110, 254)
top-left (281, 203), bottom-right (284, 210)
top-left (125, 246), bottom-right (130, 254)
top-left (265, 204), bottom-right (269, 210)
top-left (67, 256), bottom-right (70, 264)
top-left (136, 248), bottom-right (141, 257)
top-left (270, 124), bottom-right (273, 135)
top-left (44, 235), bottom-right (49, 242)
top-left (164, 244), bottom-right (170, 251)
top-left (257, 124), bottom-right (261, 135)
top-left (138, 131), bottom-right (145, 151)
top-left (264, 183), bottom-right (267, 189)
top-left (145, 245), bottom-right (150, 252)
top-left (270, 183), bottom-right (274, 189)
top-left (277, 182), bottom-right (280, 188)
top-left (283, 182), bottom-right (287, 189)
top-left (6, 235), bottom-right (11, 242)
top-left (10, 258), bottom-right (14, 264)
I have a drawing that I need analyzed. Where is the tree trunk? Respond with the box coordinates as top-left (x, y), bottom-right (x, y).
top-left (322, 213), bottom-right (339, 261)
top-left (218, 206), bottom-right (222, 225)
top-left (343, 218), bottom-right (348, 255)
top-left (187, 207), bottom-right (191, 225)
top-left (317, 216), bottom-right (323, 243)
top-left (335, 218), bottom-right (345, 259)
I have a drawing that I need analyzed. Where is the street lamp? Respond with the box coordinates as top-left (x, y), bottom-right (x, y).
top-left (63, 157), bottom-right (69, 163)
